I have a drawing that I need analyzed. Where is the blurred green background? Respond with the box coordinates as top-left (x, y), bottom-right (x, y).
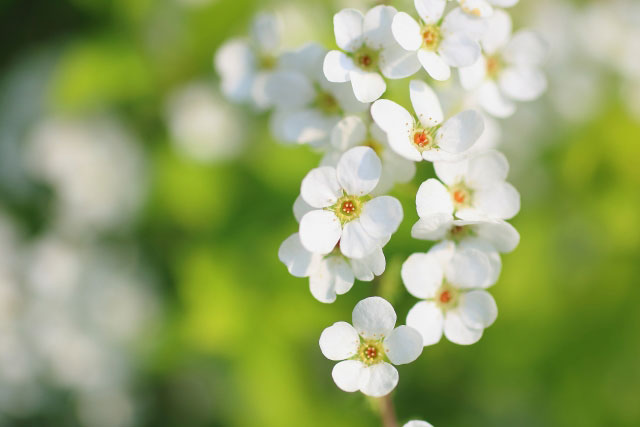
top-left (1, 0), bottom-right (639, 426)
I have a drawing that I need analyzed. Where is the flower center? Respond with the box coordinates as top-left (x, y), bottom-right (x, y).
top-left (447, 224), bottom-right (473, 242)
top-left (315, 91), bottom-right (340, 115)
top-left (412, 129), bottom-right (434, 152)
top-left (422, 25), bottom-right (441, 51)
top-left (353, 46), bottom-right (379, 71)
top-left (486, 55), bottom-right (502, 79)
top-left (450, 183), bottom-right (473, 209)
top-left (435, 284), bottom-right (459, 309)
top-left (331, 194), bottom-right (369, 224)
top-left (358, 340), bottom-right (385, 365)
top-left (258, 54), bottom-right (277, 70)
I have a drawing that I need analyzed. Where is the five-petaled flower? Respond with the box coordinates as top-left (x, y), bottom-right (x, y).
top-left (320, 296), bottom-right (423, 396)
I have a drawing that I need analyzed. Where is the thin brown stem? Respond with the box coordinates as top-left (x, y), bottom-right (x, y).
top-left (379, 394), bottom-right (399, 427)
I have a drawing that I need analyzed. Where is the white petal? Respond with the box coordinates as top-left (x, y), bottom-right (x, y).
top-left (459, 0), bottom-right (493, 18)
top-left (337, 146), bottom-right (382, 196)
top-left (411, 213), bottom-right (453, 240)
top-left (332, 360), bottom-right (365, 392)
top-left (443, 310), bottom-right (483, 345)
top-left (444, 247), bottom-right (491, 289)
top-left (435, 110), bottom-right (484, 154)
top-left (320, 321), bottom-right (361, 360)
top-left (351, 247), bottom-right (386, 281)
top-left (349, 69), bottom-right (387, 103)
top-left (410, 80), bottom-right (443, 127)
top-left (278, 233), bottom-right (318, 278)
top-left (251, 12), bottom-right (280, 53)
top-left (459, 290), bottom-right (497, 329)
top-left (433, 158), bottom-right (469, 186)
top-left (489, 0), bottom-right (518, 7)
top-left (214, 39), bottom-right (255, 102)
top-left (330, 81), bottom-right (369, 113)
top-left (416, 178), bottom-right (454, 217)
top-left (474, 220), bottom-right (520, 253)
top-left (499, 66), bottom-right (547, 101)
top-left (477, 81), bottom-right (516, 118)
top-left (340, 219), bottom-right (380, 259)
top-left (371, 99), bottom-right (413, 133)
top-left (392, 12), bottom-right (422, 51)
top-left (331, 116), bottom-right (366, 151)
top-left (324, 50), bottom-right (356, 83)
top-left (281, 109), bottom-right (337, 145)
top-left (401, 252), bottom-right (443, 299)
top-left (466, 149), bottom-right (509, 189)
top-left (352, 296), bottom-right (397, 340)
top-left (438, 33), bottom-right (481, 68)
top-left (379, 45), bottom-right (422, 79)
top-left (333, 8), bottom-right (364, 52)
top-left (279, 42), bottom-right (326, 79)
top-left (414, 0), bottom-right (446, 24)
top-left (472, 182), bottom-right (520, 220)
top-left (299, 210), bottom-right (342, 254)
top-left (363, 5), bottom-right (397, 49)
top-left (417, 49), bottom-right (451, 81)
top-left (360, 196), bottom-right (403, 239)
top-left (384, 326), bottom-right (423, 364)
top-left (301, 166), bottom-right (341, 208)
top-left (503, 30), bottom-right (548, 66)
top-left (480, 9), bottom-right (512, 54)
top-left (293, 195), bottom-right (313, 223)
top-left (264, 70), bottom-right (315, 110)
top-left (441, 7), bottom-right (487, 40)
top-left (377, 149), bottom-right (417, 191)
top-left (404, 421), bottom-right (434, 427)
top-left (310, 256), bottom-right (355, 303)
top-left (406, 301), bottom-right (444, 346)
top-left (359, 362), bottom-right (399, 397)
top-left (459, 56), bottom-right (487, 90)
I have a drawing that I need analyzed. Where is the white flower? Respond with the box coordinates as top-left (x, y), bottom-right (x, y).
top-left (214, 12), bottom-right (282, 109)
top-left (321, 115), bottom-right (416, 194)
top-left (416, 150), bottom-right (519, 220)
top-left (372, 79), bottom-right (484, 162)
top-left (402, 241), bottom-right (499, 346)
top-left (404, 421), bottom-right (434, 427)
top-left (299, 147), bottom-right (403, 259)
top-left (166, 82), bottom-right (246, 163)
top-left (459, 10), bottom-right (548, 118)
top-left (323, 5), bottom-right (421, 103)
top-left (267, 43), bottom-right (368, 147)
top-left (278, 233), bottom-right (385, 303)
top-left (319, 296), bottom-right (423, 397)
top-left (391, 1), bottom-right (486, 81)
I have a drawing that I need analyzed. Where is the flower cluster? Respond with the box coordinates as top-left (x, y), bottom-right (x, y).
top-left (216, 0), bottom-right (545, 423)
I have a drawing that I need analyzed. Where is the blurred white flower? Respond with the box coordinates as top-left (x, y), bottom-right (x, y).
top-left (320, 296), bottom-right (423, 396)
top-left (323, 5), bottom-right (421, 102)
top-left (27, 117), bottom-right (146, 234)
top-left (404, 421), bottom-right (434, 427)
top-left (459, 10), bottom-right (547, 118)
top-left (166, 82), bottom-right (246, 162)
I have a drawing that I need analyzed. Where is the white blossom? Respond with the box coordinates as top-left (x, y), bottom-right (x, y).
top-left (402, 241), bottom-right (499, 345)
top-left (320, 297), bottom-right (423, 396)
top-left (392, 1), bottom-right (486, 81)
top-left (299, 147), bottom-right (403, 259)
top-left (323, 5), bottom-right (421, 103)
top-left (372, 79), bottom-right (484, 162)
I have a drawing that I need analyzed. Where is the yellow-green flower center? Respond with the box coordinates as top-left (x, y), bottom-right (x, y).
top-left (435, 283), bottom-right (460, 310)
top-left (486, 55), bottom-right (504, 80)
top-left (315, 90), bottom-right (341, 115)
top-left (330, 194), bottom-right (370, 224)
top-left (412, 126), bottom-right (438, 152)
top-left (422, 25), bottom-right (441, 51)
top-left (353, 46), bottom-right (379, 71)
top-left (450, 182), bottom-right (473, 209)
top-left (358, 340), bottom-right (385, 366)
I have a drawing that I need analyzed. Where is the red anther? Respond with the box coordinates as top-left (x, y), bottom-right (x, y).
top-left (439, 290), bottom-right (452, 304)
top-left (341, 201), bottom-right (355, 214)
top-left (413, 132), bottom-right (429, 147)
top-left (453, 190), bottom-right (466, 204)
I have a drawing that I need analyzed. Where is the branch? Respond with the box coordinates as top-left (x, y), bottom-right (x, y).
top-left (380, 394), bottom-right (399, 427)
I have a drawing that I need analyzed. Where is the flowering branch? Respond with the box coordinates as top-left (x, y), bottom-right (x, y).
top-left (380, 395), bottom-right (399, 427)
